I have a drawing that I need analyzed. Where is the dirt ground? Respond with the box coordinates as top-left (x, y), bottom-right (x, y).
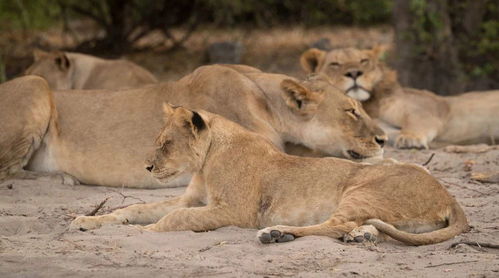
top-left (0, 146), bottom-right (498, 277)
top-left (1, 26), bottom-right (498, 277)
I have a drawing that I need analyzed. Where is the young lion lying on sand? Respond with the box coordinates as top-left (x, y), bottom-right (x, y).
top-left (71, 104), bottom-right (468, 245)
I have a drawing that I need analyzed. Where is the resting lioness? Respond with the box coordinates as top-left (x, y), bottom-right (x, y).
top-left (300, 47), bottom-right (499, 149)
top-left (0, 65), bottom-right (385, 188)
top-left (70, 104), bottom-right (468, 246)
top-left (25, 49), bottom-right (158, 90)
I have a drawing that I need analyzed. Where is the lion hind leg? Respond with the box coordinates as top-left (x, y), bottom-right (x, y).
top-left (257, 219), bottom-right (360, 244)
top-left (0, 76), bottom-right (55, 182)
top-left (0, 133), bottom-right (35, 181)
top-left (343, 224), bottom-right (383, 243)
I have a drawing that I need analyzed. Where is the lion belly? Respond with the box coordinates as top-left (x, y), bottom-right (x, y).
top-left (29, 87), bottom-right (190, 188)
top-left (436, 91), bottom-right (499, 144)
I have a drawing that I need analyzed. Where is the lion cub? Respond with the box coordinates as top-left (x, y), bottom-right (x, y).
top-left (71, 104), bottom-right (468, 245)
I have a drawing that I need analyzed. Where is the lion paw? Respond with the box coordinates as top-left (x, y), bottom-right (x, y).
top-left (471, 172), bottom-right (499, 183)
top-left (395, 133), bottom-right (428, 149)
top-left (70, 215), bottom-right (126, 231)
top-left (131, 224), bottom-right (157, 232)
top-left (59, 173), bottom-right (81, 185)
top-left (343, 225), bottom-right (379, 243)
top-left (70, 216), bottom-right (103, 231)
top-left (257, 226), bottom-right (296, 244)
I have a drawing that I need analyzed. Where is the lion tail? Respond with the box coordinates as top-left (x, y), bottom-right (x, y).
top-left (365, 202), bottom-right (468, 246)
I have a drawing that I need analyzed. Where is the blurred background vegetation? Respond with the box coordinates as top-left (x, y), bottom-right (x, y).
top-left (0, 0), bottom-right (497, 94)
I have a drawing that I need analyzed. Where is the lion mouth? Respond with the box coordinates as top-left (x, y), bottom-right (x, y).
top-left (346, 85), bottom-right (371, 101)
top-left (346, 150), bottom-right (368, 160)
top-left (153, 170), bottom-right (179, 181)
top-left (347, 84), bottom-right (369, 93)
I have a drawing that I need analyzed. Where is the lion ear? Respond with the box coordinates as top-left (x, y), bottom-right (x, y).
top-left (53, 52), bottom-right (71, 71)
top-left (180, 109), bottom-right (206, 136)
top-left (190, 111), bottom-right (206, 133)
top-left (280, 79), bottom-right (324, 117)
top-left (33, 49), bottom-right (49, 61)
top-left (167, 105), bottom-right (207, 136)
top-left (370, 45), bottom-right (389, 61)
top-left (300, 48), bottom-right (326, 73)
top-left (162, 103), bottom-right (176, 117)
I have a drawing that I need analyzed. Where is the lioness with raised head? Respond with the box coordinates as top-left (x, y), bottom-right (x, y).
top-left (25, 49), bottom-right (158, 90)
top-left (70, 104), bottom-right (468, 246)
top-left (300, 47), bottom-right (499, 149)
top-left (0, 65), bottom-right (385, 188)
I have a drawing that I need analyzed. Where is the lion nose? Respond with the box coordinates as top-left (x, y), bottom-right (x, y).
top-left (145, 165), bottom-right (154, 172)
top-left (345, 70), bottom-right (363, 79)
top-left (374, 135), bottom-right (386, 147)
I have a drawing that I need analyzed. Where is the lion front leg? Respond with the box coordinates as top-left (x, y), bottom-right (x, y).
top-left (143, 206), bottom-right (236, 232)
top-left (70, 196), bottom-right (187, 231)
top-left (70, 174), bottom-right (207, 231)
top-left (395, 115), bottom-right (443, 149)
top-left (12, 170), bottom-right (80, 185)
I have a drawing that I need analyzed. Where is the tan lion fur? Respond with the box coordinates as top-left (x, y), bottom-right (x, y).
top-left (0, 76), bottom-right (56, 181)
top-left (300, 47), bottom-right (499, 149)
top-left (1, 65), bottom-right (385, 188)
top-left (70, 105), bottom-right (468, 246)
top-left (25, 49), bottom-right (158, 90)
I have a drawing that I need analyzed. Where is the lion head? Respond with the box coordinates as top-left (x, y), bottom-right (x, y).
top-left (300, 47), bottom-right (389, 102)
top-left (145, 104), bottom-right (211, 183)
top-left (281, 74), bottom-right (386, 159)
top-left (25, 49), bottom-right (73, 90)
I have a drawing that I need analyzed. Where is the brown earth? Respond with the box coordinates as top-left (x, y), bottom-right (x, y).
top-left (0, 146), bottom-right (498, 277)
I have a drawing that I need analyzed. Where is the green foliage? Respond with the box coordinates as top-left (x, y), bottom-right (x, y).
top-left (0, 0), bottom-right (61, 31)
top-left (201, 0), bottom-right (393, 27)
top-left (0, 0), bottom-right (393, 32)
top-left (408, 0), bottom-right (444, 47)
top-left (0, 55), bottom-right (6, 83)
top-left (461, 1), bottom-right (499, 78)
top-left (477, 17), bottom-right (499, 54)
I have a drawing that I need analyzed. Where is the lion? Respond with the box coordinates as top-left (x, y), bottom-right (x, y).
top-left (24, 49), bottom-right (158, 90)
top-left (70, 104), bottom-right (468, 246)
top-left (300, 47), bottom-right (499, 149)
top-left (0, 64), bottom-right (386, 188)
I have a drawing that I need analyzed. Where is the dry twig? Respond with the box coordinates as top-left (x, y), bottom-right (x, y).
top-left (450, 241), bottom-right (499, 249)
top-left (421, 153), bottom-right (435, 166)
top-left (85, 197), bottom-right (110, 216)
top-left (425, 260), bottom-right (479, 268)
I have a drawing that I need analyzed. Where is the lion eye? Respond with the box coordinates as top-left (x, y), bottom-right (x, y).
top-left (329, 62), bottom-right (340, 68)
top-left (360, 58), bottom-right (369, 65)
top-left (345, 108), bottom-right (360, 119)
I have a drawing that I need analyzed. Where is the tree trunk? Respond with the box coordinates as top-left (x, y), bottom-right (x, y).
top-left (393, 0), bottom-right (466, 95)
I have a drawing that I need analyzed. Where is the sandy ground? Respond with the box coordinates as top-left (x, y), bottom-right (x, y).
top-left (0, 146), bottom-right (498, 277)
